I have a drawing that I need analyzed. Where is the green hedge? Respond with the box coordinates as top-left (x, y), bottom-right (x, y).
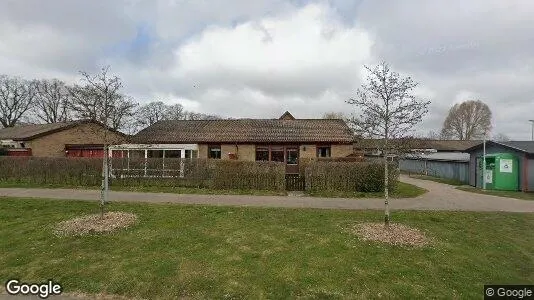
top-left (0, 157), bottom-right (397, 193)
top-left (305, 161), bottom-right (399, 193)
top-left (111, 158), bottom-right (286, 191)
top-left (0, 157), bottom-right (285, 191)
top-left (211, 160), bottom-right (285, 191)
top-left (0, 157), bottom-right (102, 186)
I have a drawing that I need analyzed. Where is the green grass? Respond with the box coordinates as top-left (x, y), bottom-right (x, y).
top-left (305, 182), bottom-right (427, 198)
top-left (408, 174), bottom-right (466, 186)
top-left (1, 198), bottom-right (532, 299)
top-left (0, 181), bottom-right (286, 196)
top-left (0, 181), bottom-right (426, 198)
top-left (457, 186), bottom-right (534, 201)
top-left (112, 185), bottom-right (287, 196)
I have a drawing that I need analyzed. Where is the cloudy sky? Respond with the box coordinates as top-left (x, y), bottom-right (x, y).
top-left (1, 0), bottom-right (533, 139)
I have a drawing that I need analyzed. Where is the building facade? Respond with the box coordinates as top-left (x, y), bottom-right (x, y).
top-left (129, 112), bottom-right (355, 174)
top-left (0, 120), bottom-right (126, 157)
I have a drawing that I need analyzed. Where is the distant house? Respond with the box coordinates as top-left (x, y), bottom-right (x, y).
top-left (0, 120), bottom-right (126, 157)
top-left (111, 112), bottom-right (354, 174)
top-left (362, 139), bottom-right (481, 183)
top-left (465, 141), bottom-right (534, 192)
top-left (354, 139), bottom-right (481, 155)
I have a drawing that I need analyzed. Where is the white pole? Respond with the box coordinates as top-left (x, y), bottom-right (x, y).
top-left (529, 120), bottom-right (534, 141)
top-left (105, 145), bottom-right (109, 202)
top-left (482, 133), bottom-right (486, 190)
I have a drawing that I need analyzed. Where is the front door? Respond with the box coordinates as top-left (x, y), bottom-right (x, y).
top-left (286, 147), bottom-right (299, 174)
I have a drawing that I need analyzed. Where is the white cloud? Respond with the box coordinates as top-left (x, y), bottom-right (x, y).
top-left (1, 0), bottom-right (533, 139)
top-left (167, 3), bottom-right (372, 116)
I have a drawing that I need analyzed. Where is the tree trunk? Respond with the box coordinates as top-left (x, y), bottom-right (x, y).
top-left (384, 149), bottom-right (390, 227)
top-left (100, 143), bottom-right (108, 218)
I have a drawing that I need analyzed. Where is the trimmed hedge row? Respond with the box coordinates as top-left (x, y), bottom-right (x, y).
top-left (305, 161), bottom-right (399, 193)
top-left (111, 158), bottom-right (286, 191)
top-left (0, 157), bottom-right (397, 193)
top-left (0, 157), bottom-right (102, 186)
top-left (0, 157), bottom-right (286, 191)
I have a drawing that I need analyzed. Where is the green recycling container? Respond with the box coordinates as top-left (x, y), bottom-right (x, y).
top-left (479, 153), bottom-right (519, 191)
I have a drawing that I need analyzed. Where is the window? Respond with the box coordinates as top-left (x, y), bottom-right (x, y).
top-left (165, 150), bottom-right (181, 158)
top-left (317, 146), bottom-right (331, 158)
top-left (287, 148), bottom-right (298, 165)
top-left (129, 150), bottom-right (145, 158)
top-left (208, 145), bottom-right (221, 159)
top-left (255, 146), bottom-right (269, 161)
top-left (270, 146), bottom-right (284, 162)
top-left (147, 150), bottom-right (164, 158)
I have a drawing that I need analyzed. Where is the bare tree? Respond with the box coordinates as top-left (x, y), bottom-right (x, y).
top-left (186, 112), bottom-right (221, 120)
top-left (135, 101), bottom-right (222, 131)
top-left (165, 103), bottom-right (186, 120)
top-left (427, 130), bottom-right (445, 140)
top-left (136, 101), bottom-right (169, 127)
top-left (109, 95), bottom-right (137, 130)
top-left (0, 75), bottom-right (36, 127)
top-left (347, 62), bottom-right (430, 226)
top-left (322, 112), bottom-right (345, 119)
top-left (32, 79), bottom-right (71, 123)
top-left (70, 66), bottom-right (134, 217)
top-left (493, 132), bottom-right (510, 142)
top-left (68, 68), bottom-right (137, 131)
top-left (441, 100), bottom-right (492, 140)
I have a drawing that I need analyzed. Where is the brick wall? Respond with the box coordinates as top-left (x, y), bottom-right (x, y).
top-left (300, 144), bottom-right (317, 159)
top-left (237, 144), bottom-right (255, 161)
top-left (198, 144), bottom-right (208, 158)
top-left (195, 143), bottom-right (352, 161)
top-left (221, 144), bottom-right (237, 159)
top-left (331, 144), bottom-right (353, 158)
top-left (27, 123), bottom-right (126, 157)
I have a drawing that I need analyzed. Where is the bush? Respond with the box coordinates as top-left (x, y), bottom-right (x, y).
top-left (211, 160), bottom-right (285, 191)
top-left (110, 158), bottom-right (286, 191)
top-left (305, 161), bottom-right (399, 193)
top-left (0, 157), bottom-right (102, 186)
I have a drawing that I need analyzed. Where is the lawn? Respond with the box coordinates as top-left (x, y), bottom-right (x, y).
top-left (305, 181), bottom-right (427, 198)
top-left (457, 186), bottom-right (534, 201)
top-left (0, 181), bottom-right (286, 196)
top-left (0, 181), bottom-right (427, 198)
top-left (1, 198), bottom-right (533, 299)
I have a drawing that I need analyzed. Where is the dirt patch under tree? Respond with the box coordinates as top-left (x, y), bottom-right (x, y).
top-left (352, 222), bottom-right (429, 247)
top-left (54, 212), bottom-right (138, 236)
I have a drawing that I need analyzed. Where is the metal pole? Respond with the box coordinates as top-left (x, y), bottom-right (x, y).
top-left (529, 120), bottom-right (534, 141)
top-left (482, 133), bottom-right (486, 190)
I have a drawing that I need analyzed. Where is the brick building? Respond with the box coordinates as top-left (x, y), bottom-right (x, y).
top-left (0, 120), bottom-right (126, 157)
top-left (116, 112), bottom-right (355, 174)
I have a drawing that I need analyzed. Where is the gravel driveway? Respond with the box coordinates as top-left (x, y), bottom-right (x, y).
top-left (0, 175), bottom-right (533, 212)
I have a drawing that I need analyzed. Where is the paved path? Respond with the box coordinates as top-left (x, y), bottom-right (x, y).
top-left (0, 175), bottom-right (533, 212)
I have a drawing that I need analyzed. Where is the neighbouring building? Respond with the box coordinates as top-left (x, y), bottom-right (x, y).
top-left (465, 141), bottom-right (534, 192)
top-left (354, 139), bottom-right (481, 156)
top-left (113, 112), bottom-right (355, 174)
top-left (0, 120), bottom-right (126, 157)
top-left (355, 139), bottom-right (480, 183)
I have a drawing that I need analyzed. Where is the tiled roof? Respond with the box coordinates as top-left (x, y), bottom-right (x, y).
top-left (354, 139), bottom-right (481, 152)
top-left (0, 120), bottom-right (124, 141)
top-left (133, 119), bottom-right (354, 143)
top-left (0, 122), bottom-right (79, 141)
top-left (421, 140), bottom-right (482, 151)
